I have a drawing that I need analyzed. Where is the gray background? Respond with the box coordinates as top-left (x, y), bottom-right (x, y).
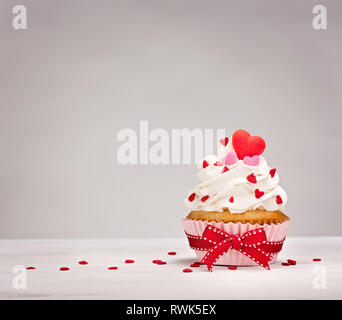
top-left (0, 0), bottom-right (341, 238)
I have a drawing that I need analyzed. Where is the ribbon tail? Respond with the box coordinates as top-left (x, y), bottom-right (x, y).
top-left (200, 241), bottom-right (232, 272)
top-left (242, 247), bottom-right (272, 270)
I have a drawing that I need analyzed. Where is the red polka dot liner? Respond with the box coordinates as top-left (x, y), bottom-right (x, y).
top-left (125, 259), bottom-right (135, 263)
top-left (183, 268), bottom-right (193, 273)
top-left (60, 267), bottom-right (70, 271)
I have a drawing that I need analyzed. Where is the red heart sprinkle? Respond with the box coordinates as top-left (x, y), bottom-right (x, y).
top-left (287, 259), bottom-right (296, 265)
top-left (125, 259), bottom-right (135, 263)
top-left (188, 193), bottom-right (196, 202)
top-left (229, 196), bottom-right (234, 203)
top-left (221, 166), bottom-right (229, 173)
top-left (220, 137), bottom-right (229, 147)
top-left (228, 266), bottom-right (237, 270)
top-left (255, 189), bottom-right (264, 199)
top-left (60, 267), bottom-right (70, 271)
top-left (108, 266), bottom-right (118, 270)
top-left (158, 261), bottom-right (167, 265)
top-left (190, 263), bottom-right (200, 267)
top-left (246, 173), bottom-right (257, 184)
top-left (168, 251), bottom-right (176, 255)
top-left (276, 195), bottom-right (283, 204)
top-left (202, 160), bottom-right (209, 169)
top-left (232, 130), bottom-right (266, 160)
top-left (269, 168), bottom-right (276, 178)
top-left (281, 262), bottom-right (291, 266)
top-left (26, 267), bottom-right (35, 270)
top-left (78, 260), bottom-right (88, 265)
top-left (182, 268), bottom-right (193, 273)
top-left (313, 258), bottom-right (322, 262)
top-left (153, 260), bottom-right (162, 264)
top-left (214, 161), bottom-right (223, 166)
top-left (201, 195), bottom-right (209, 202)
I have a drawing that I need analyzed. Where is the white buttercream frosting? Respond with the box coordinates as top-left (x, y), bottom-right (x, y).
top-left (185, 139), bottom-right (287, 213)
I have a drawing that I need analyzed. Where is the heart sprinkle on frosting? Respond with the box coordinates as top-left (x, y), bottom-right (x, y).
top-left (188, 193), bottom-right (196, 202)
top-left (229, 196), bottom-right (234, 203)
top-left (269, 168), bottom-right (276, 178)
top-left (243, 155), bottom-right (260, 166)
top-left (202, 160), bottom-right (209, 169)
top-left (201, 195), bottom-right (209, 202)
top-left (255, 189), bottom-right (264, 199)
top-left (276, 195), bottom-right (283, 204)
top-left (221, 166), bottom-right (229, 173)
top-left (223, 151), bottom-right (238, 165)
top-left (220, 137), bottom-right (229, 147)
top-left (232, 129), bottom-right (266, 160)
top-left (246, 173), bottom-right (257, 184)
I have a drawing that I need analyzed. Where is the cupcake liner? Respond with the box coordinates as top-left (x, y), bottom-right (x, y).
top-left (181, 218), bottom-right (290, 267)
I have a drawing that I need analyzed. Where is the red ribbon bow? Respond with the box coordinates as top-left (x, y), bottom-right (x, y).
top-left (186, 225), bottom-right (285, 271)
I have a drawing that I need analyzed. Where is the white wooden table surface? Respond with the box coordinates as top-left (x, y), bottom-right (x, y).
top-left (0, 237), bottom-right (341, 300)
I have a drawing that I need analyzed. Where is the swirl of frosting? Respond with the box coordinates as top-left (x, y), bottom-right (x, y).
top-left (185, 151), bottom-right (287, 213)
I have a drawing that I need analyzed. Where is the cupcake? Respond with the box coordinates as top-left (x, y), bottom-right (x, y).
top-left (182, 129), bottom-right (290, 271)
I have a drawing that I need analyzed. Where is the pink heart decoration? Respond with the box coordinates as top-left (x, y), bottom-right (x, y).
top-left (223, 151), bottom-right (238, 165)
top-left (243, 155), bottom-right (260, 166)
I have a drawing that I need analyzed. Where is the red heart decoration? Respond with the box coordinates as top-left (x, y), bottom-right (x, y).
top-left (246, 173), bottom-right (257, 184)
top-left (232, 130), bottom-right (266, 160)
top-left (220, 137), bottom-right (229, 147)
top-left (255, 189), bottom-right (264, 199)
top-left (276, 195), bottom-right (283, 204)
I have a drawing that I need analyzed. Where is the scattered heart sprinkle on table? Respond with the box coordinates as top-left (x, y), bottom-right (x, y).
top-left (313, 258), bottom-right (322, 262)
top-left (190, 263), bottom-right (200, 267)
top-left (78, 260), bottom-right (88, 265)
top-left (26, 267), bottom-right (35, 270)
top-left (60, 267), bottom-right (70, 271)
top-left (281, 262), bottom-right (291, 266)
top-left (182, 268), bottom-right (193, 273)
top-left (168, 251), bottom-right (177, 255)
top-left (287, 259), bottom-right (296, 265)
top-left (108, 266), bottom-right (118, 270)
top-left (125, 259), bottom-right (135, 263)
top-left (228, 266), bottom-right (238, 270)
